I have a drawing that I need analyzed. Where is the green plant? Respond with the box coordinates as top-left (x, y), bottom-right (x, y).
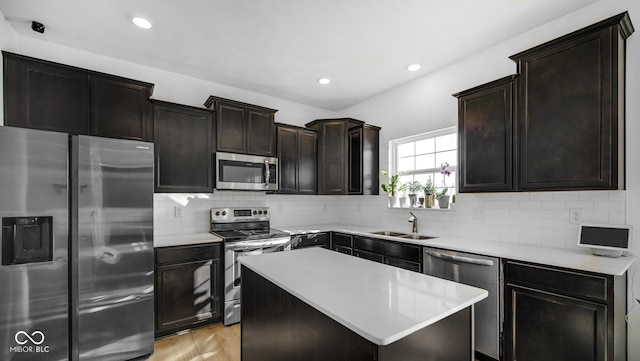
top-left (422, 178), bottom-right (436, 196)
top-left (452, 194), bottom-right (457, 203)
top-left (406, 180), bottom-right (422, 194)
top-left (380, 170), bottom-right (400, 196)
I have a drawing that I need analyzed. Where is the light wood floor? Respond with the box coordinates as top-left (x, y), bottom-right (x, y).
top-left (148, 323), bottom-right (241, 361)
top-left (148, 323), bottom-right (481, 361)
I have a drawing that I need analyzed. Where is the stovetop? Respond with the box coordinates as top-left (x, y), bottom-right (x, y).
top-left (209, 207), bottom-right (289, 242)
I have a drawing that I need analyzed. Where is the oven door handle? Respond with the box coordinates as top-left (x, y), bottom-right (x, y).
top-left (227, 238), bottom-right (290, 251)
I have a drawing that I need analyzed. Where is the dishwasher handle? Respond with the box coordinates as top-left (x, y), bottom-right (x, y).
top-left (426, 250), bottom-right (495, 266)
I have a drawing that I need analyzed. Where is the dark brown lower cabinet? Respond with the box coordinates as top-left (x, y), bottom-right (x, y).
top-left (504, 260), bottom-right (626, 361)
top-left (155, 243), bottom-right (222, 337)
top-left (331, 232), bottom-right (354, 255)
top-left (353, 236), bottom-right (422, 272)
top-left (242, 266), bottom-right (473, 361)
top-left (291, 232), bottom-right (329, 249)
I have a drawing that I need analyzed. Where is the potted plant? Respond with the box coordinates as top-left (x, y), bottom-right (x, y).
top-left (422, 177), bottom-right (436, 208)
top-left (450, 193), bottom-right (457, 210)
top-left (381, 170), bottom-right (400, 207)
top-left (436, 162), bottom-right (452, 209)
top-left (406, 180), bottom-right (422, 208)
top-left (397, 183), bottom-right (409, 208)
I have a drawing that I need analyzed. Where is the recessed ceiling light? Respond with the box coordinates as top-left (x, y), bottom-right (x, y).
top-left (406, 64), bottom-right (421, 72)
top-left (132, 17), bottom-right (152, 30)
top-left (318, 78), bottom-right (331, 85)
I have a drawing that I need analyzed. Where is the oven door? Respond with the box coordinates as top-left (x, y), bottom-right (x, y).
top-left (216, 152), bottom-right (278, 191)
top-left (223, 237), bottom-right (290, 325)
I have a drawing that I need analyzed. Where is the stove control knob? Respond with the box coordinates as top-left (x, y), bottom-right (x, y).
top-left (222, 211), bottom-right (227, 216)
top-left (253, 210), bottom-right (257, 215)
top-left (215, 211), bottom-right (220, 216)
top-left (264, 210), bottom-right (268, 215)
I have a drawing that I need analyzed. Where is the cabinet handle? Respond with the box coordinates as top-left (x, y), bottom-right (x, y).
top-left (426, 250), bottom-right (494, 266)
top-left (264, 160), bottom-right (270, 187)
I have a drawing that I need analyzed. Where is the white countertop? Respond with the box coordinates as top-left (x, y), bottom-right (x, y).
top-left (280, 223), bottom-right (635, 276)
top-left (154, 232), bottom-right (222, 248)
top-left (239, 247), bottom-right (488, 346)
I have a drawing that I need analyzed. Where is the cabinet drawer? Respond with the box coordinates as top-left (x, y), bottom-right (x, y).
top-left (354, 236), bottom-right (421, 263)
top-left (333, 245), bottom-right (353, 256)
top-left (354, 250), bottom-right (384, 263)
top-left (332, 233), bottom-right (353, 248)
top-left (156, 243), bottom-right (221, 265)
top-left (385, 256), bottom-right (421, 272)
top-left (505, 261), bottom-right (609, 302)
top-left (292, 233), bottom-right (329, 249)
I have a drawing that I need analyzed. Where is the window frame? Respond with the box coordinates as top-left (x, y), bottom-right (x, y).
top-left (389, 126), bottom-right (457, 194)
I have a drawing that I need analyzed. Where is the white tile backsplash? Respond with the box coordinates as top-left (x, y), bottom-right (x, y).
top-left (154, 190), bottom-right (626, 251)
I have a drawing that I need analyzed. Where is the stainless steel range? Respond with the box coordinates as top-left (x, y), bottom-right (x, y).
top-left (210, 207), bottom-right (290, 325)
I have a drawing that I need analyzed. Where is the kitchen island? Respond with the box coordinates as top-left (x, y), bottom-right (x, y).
top-left (239, 248), bottom-right (487, 361)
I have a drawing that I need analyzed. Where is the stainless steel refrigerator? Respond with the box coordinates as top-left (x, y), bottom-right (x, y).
top-left (0, 126), bottom-right (154, 361)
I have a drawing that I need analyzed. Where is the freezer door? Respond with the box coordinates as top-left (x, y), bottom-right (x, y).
top-left (0, 127), bottom-right (69, 361)
top-left (71, 136), bottom-right (154, 361)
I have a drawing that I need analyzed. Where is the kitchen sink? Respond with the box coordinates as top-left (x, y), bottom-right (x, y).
top-left (369, 231), bottom-right (437, 240)
top-left (370, 231), bottom-right (407, 237)
top-left (399, 234), bottom-right (437, 240)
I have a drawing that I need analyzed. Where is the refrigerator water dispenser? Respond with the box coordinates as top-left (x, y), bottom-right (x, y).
top-left (1, 216), bottom-right (53, 265)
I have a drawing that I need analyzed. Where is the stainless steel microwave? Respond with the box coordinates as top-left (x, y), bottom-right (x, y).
top-left (215, 152), bottom-right (278, 191)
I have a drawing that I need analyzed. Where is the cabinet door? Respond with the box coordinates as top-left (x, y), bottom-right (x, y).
top-left (153, 102), bottom-right (213, 192)
top-left (156, 260), bottom-right (215, 334)
top-left (4, 53), bottom-right (90, 134)
top-left (91, 74), bottom-right (152, 141)
top-left (504, 285), bottom-right (606, 361)
top-left (247, 109), bottom-right (275, 156)
top-left (456, 76), bottom-right (515, 192)
top-left (317, 121), bottom-right (347, 194)
top-left (297, 129), bottom-right (318, 194)
top-left (277, 126), bottom-right (298, 193)
top-left (216, 103), bottom-right (246, 153)
top-left (348, 127), bottom-right (363, 194)
top-left (514, 27), bottom-right (622, 190)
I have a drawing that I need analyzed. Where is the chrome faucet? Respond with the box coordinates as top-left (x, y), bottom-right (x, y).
top-left (408, 211), bottom-right (418, 234)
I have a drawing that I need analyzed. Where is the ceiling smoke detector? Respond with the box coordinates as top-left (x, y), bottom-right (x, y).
top-left (31, 21), bottom-right (45, 34)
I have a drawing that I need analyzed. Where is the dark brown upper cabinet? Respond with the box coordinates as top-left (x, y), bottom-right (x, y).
top-left (204, 96), bottom-right (277, 156)
top-left (276, 124), bottom-right (317, 194)
top-left (4, 52), bottom-right (91, 134)
top-left (510, 12), bottom-right (633, 191)
top-left (305, 118), bottom-right (380, 195)
top-left (348, 124), bottom-right (380, 195)
top-left (152, 100), bottom-right (214, 193)
top-left (454, 75), bottom-right (517, 193)
top-left (91, 74), bottom-right (153, 141)
top-left (3, 52), bottom-right (154, 141)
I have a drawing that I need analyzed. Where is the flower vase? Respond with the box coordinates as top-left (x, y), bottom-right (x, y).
top-left (399, 196), bottom-right (408, 208)
top-left (408, 194), bottom-right (418, 208)
top-left (387, 195), bottom-right (397, 207)
top-left (437, 195), bottom-right (450, 209)
top-left (424, 195), bottom-right (435, 208)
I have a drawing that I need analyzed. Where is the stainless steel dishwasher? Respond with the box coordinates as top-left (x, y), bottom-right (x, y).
top-left (423, 247), bottom-right (502, 361)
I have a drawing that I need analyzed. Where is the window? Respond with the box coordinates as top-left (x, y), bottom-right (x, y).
top-left (390, 126), bottom-right (457, 195)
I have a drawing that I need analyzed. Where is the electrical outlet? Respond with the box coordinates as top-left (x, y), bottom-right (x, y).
top-left (569, 208), bottom-right (583, 224)
top-left (174, 206), bottom-right (183, 218)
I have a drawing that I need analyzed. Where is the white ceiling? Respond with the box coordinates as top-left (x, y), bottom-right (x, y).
top-left (0, 0), bottom-right (598, 111)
